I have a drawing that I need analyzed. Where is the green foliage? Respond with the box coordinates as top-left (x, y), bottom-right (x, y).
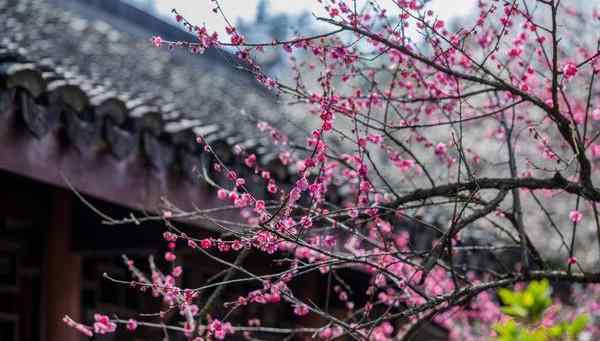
top-left (498, 279), bottom-right (552, 323)
top-left (494, 280), bottom-right (589, 341)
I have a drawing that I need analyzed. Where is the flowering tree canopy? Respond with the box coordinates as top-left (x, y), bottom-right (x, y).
top-left (65, 0), bottom-right (600, 340)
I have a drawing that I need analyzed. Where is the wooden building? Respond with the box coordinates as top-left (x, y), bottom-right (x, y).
top-left (0, 0), bottom-right (299, 339)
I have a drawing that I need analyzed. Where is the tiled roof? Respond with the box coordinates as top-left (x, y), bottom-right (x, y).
top-left (0, 0), bottom-right (293, 184)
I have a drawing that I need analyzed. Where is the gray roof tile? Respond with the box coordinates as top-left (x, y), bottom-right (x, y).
top-left (0, 0), bottom-right (300, 185)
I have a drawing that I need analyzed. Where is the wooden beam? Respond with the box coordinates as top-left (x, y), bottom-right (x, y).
top-left (0, 109), bottom-right (233, 231)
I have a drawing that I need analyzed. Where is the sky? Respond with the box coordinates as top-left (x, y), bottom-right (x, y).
top-left (152, 0), bottom-right (479, 38)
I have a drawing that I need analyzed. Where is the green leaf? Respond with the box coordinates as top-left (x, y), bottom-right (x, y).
top-left (502, 306), bottom-right (529, 319)
top-left (499, 288), bottom-right (519, 305)
top-left (567, 314), bottom-right (589, 338)
top-left (522, 292), bottom-right (535, 308)
top-left (495, 320), bottom-right (520, 341)
top-left (528, 328), bottom-right (548, 341)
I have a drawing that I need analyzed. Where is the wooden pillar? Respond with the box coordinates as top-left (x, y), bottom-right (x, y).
top-left (43, 189), bottom-right (81, 341)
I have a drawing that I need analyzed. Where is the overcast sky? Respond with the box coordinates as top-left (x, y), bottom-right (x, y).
top-left (153, 0), bottom-right (478, 38)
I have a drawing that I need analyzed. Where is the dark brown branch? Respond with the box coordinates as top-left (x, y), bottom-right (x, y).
top-left (386, 173), bottom-right (600, 209)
